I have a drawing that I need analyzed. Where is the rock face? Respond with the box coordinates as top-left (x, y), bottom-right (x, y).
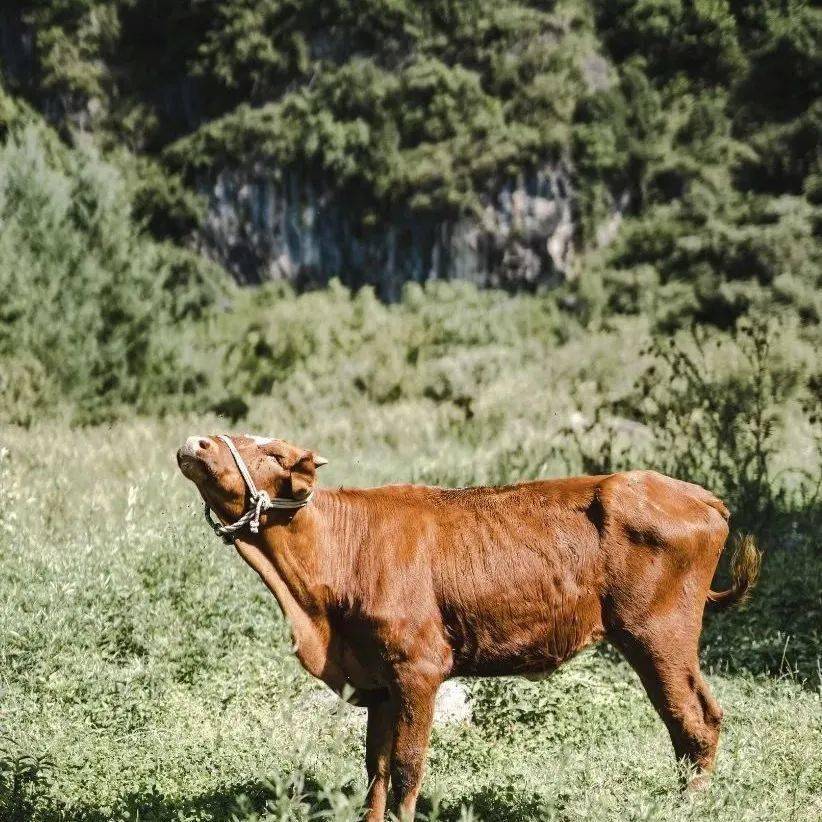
top-left (199, 164), bottom-right (575, 300)
top-left (433, 679), bottom-right (472, 725)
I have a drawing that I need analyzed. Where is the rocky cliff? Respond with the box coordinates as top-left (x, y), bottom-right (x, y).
top-left (199, 164), bottom-right (575, 299)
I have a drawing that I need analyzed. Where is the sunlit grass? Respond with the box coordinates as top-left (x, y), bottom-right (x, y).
top-left (0, 419), bottom-right (819, 821)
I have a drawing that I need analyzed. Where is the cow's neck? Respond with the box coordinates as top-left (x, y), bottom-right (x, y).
top-left (232, 490), bottom-right (353, 686)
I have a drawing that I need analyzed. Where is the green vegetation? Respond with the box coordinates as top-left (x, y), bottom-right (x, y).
top-left (1, 1), bottom-right (819, 416)
top-left (0, 404), bottom-right (819, 821)
top-left (1, 2), bottom-right (820, 820)
top-left (0, 0), bottom-right (822, 412)
top-left (3, 2), bottom-right (819, 304)
top-left (0, 121), bottom-right (228, 424)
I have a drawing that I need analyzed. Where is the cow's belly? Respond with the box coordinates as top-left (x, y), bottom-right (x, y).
top-left (444, 589), bottom-right (604, 678)
top-left (451, 626), bottom-right (603, 677)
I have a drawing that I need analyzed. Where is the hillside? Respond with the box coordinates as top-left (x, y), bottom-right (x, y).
top-left (0, 3), bottom-right (820, 428)
top-left (2, 1), bottom-right (819, 305)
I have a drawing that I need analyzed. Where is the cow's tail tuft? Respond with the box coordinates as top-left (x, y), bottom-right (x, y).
top-left (706, 533), bottom-right (761, 612)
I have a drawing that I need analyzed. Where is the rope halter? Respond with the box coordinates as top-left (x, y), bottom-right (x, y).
top-left (204, 434), bottom-right (313, 545)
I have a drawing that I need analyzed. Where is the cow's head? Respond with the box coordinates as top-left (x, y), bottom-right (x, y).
top-left (176, 434), bottom-right (328, 520)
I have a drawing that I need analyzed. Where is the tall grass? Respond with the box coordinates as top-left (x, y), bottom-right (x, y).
top-left (0, 294), bottom-right (819, 820)
top-left (0, 417), bottom-right (819, 821)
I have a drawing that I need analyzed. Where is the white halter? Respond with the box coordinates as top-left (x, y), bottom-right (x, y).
top-left (204, 434), bottom-right (313, 544)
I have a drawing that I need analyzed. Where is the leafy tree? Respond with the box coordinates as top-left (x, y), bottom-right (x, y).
top-left (0, 115), bottom-right (226, 423)
top-left (3, 0), bottom-right (819, 341)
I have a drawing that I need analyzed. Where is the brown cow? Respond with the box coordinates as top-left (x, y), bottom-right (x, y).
top-left (177, 434), bottom-right (760, 821)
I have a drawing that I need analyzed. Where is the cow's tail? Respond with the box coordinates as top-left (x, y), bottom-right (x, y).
top-left (706, 533), bottom-right (761, 612)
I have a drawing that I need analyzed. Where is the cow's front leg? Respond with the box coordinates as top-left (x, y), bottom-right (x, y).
top-left (364, 698), bottom-right (394, 822)
top-left (389, 669), bottom-right (440, 821)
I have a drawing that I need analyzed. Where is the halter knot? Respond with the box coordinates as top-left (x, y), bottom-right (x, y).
top-left (249, 490), bottom-right (272, 533)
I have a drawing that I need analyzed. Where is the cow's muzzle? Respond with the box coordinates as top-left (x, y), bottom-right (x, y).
top-left (176, 435), bottom-right (212, 478)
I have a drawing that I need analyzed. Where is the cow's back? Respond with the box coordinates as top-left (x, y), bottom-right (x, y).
top-left (424, 477), bottom-right (607, 676)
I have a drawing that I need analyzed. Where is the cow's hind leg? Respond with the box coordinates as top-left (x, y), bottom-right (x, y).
top-left (614, 628), bottom-right (723, 787)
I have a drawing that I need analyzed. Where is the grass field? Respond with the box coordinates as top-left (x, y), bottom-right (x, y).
top-left (1, 417), bottom-right (820, 822)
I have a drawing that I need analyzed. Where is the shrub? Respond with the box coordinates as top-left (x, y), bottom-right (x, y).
top-left (565, 317), bottom-right (819, 535)
top-left (0, 121), bottom-right (225, 424)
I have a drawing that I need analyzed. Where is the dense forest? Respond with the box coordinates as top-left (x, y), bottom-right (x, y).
top-left (0, 1), bottom-right (820, 421)
top-left (3, 2), bottom-right (820, 293)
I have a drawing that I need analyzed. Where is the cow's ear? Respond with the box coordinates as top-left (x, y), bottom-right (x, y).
top-left (288, 451), bottom-right (321, 499)
top-left (259, 439), bottom-right (288, 460)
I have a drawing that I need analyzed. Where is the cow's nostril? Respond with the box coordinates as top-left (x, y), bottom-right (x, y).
top-left (199, 438), bottom-right (211, 450)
